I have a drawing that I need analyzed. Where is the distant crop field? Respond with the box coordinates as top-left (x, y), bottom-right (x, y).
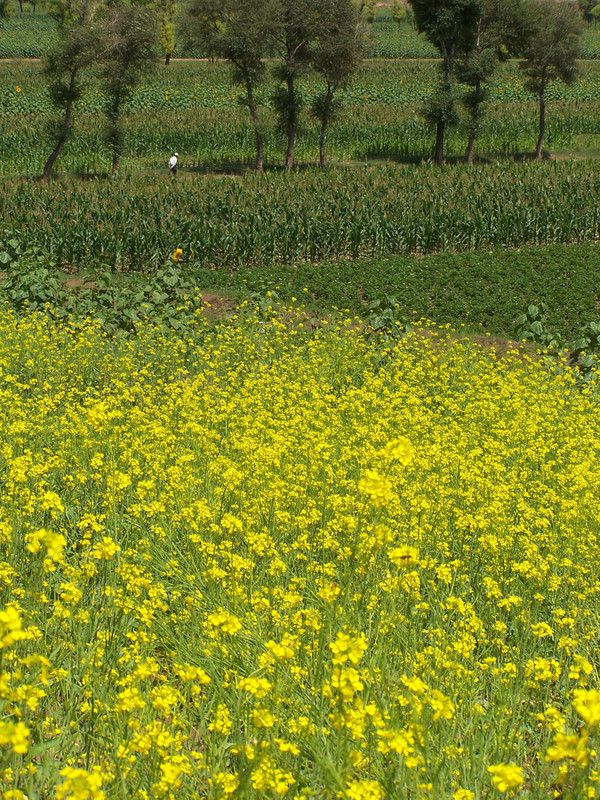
top-left (1, 60), bottom-right (599, 177)
top-left (2, 6), bottom-right (600, 58)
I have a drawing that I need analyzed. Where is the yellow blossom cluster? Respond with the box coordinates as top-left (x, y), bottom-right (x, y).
top-left (0, 306), bottom-right (598, 798)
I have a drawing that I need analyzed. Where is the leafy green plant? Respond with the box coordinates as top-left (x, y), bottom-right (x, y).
top-left (0, 235), bottom-right (201, 333)
top-left (366, 295), bottom-right (410, 339)
top-left (516, 302), bottom-right (600, 387)
top-left (71, 265), bottom-right (198, 333)
top-left (515, 302), bottom-right (562, 352)
top-left (0, 231), bottom-right (23, 266)
top-left (0, 233), bottom-right (68, 312)
top-left (569, 320), bottom-right (600, 381)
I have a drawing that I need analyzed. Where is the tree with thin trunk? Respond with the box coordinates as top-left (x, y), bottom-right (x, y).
top-left (579, 0), bottom-right (595, 23)
top-left (459, 40), bottom-right (495, 164)
top-left (159, 0), bottom-right (175, 64)
top-left (423, 80), bottom-right (460, 164)
top-left (42, 0), bottom-right (101, 179)
top-left (520, 0), bottom-right (583, 160)
top-left (270, 0), bottom-right (320, 170)
top-left (101, 3), bottom-right (158, 175)
top-left (457, 0), bottom-right (523, 164)
top-left (311, 0), bottom-right (365, 168)
top-left (408, 0), bottom-right (480, 165)
top-left (186, 0), bottom-right (276, 171)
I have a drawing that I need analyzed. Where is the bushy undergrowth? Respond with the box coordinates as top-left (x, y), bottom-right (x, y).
top-left (0, 307), bottom-right (598, 799)
top-left (0, 234), bottom-right (198, 334)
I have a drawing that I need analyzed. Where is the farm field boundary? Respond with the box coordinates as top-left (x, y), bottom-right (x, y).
top-left (2, 237), bottom-right (599, 344)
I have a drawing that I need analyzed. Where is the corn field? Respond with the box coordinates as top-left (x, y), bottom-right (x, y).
top-left (2, 163), bottom-right (599, 271)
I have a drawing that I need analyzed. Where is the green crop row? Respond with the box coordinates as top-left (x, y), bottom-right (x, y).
top-left (3, 60), bottom-right (600, 115)
top-left (1, 104), bottom-right (596, 177)
top-left (2, 162), bottom-right (599, 272)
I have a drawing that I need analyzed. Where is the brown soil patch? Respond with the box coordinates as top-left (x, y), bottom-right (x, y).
top-left (199, 292), bottom-right (236, 319)
top-left (64, 277), bottom-right (97, 290)
top-left (412, 327), bottom-right (535, 361)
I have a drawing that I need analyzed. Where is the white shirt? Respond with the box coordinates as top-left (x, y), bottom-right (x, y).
top-left (169, 155), bottom-right (178, 168)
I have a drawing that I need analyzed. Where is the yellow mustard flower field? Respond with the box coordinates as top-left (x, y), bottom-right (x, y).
top-left (0, 306), bottom-right (599, 800)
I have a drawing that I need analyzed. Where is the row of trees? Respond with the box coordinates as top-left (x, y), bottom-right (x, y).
top-left (35, 0), bottom-right (368, 176)
top-left (40, 0), bottom-right (157, 177)
top-left (30, 0), bottom-right (586, 177)
top-left (184, 0), bottom-right (584, 168)
top-left (187, 0), bottom-right (366, 170)
top-left (410, 0), bottom-right (584, 164)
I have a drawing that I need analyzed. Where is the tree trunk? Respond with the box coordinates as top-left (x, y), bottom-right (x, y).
top-left (435, 121), bottom-right (445, 166)
top-left (43, 71), bottom-right (77, 180)
top-left (319, 123), bottom-right (327, 169)
top-left (535, 89), bottom-right (546, 160)
top-left (245, 78), bottom-right (264, 172)
top-left (435, 45), bottom-right (453, 167)
top-left (319, 87), bottom-right (335, 169)
top-left (165, 52), bottom-right (171, 66)
top-left (108, 96), bottom-right (122, 175)
top-left (285, 134), bottom-right (295, 170)
top-left (466, 128), bottom-right (476, 165)
top-left (285, 74), bottom-right (296, 171)
top-left (466, 77), bottom-right (481, 166)
top-left (42, 109), bottom-right (71, 179)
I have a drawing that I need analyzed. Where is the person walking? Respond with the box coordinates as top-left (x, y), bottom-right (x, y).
top-left (168, 152), bottom-right (178, 176)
